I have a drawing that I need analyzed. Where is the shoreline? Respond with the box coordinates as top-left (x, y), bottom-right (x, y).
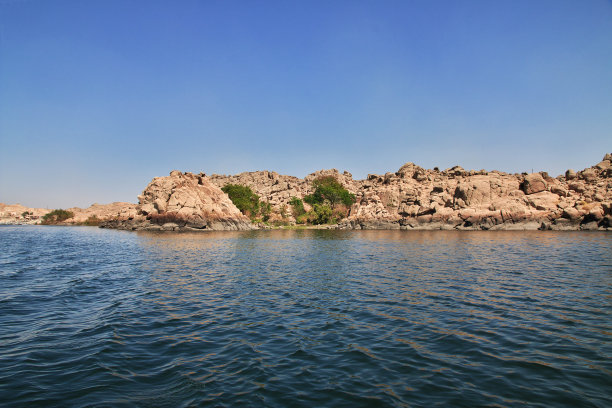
top-left (2, 153), bottom-right (610, 232)
top-left (2, 221), bottom-right (610, 231)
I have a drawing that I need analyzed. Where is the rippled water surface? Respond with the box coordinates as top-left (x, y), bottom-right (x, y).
top-left (0, 226), bottom-right (610, 407)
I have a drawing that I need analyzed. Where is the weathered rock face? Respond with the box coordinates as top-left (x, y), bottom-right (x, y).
top-left (102, 171), bottom-right (253, 231)
top-left (209, 154), bottom-right (612, 231)
top-left (522, 173), bottom-right (547, 195)
top-left (209, 168), bottom-right (358, 224)
top-left (0, 202), bottom-right (137, 225)
top-left (0, 203), bottom-right (50, 224)
top-left (5, 153), bottom-right (611, 231)
top-left (66, 202), bottom-right (138, 223)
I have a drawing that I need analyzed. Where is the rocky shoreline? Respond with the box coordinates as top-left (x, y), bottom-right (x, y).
top-left (3, 154), bottom-right (611, 231)
top-left (207, 153), bottom-right (612, 231)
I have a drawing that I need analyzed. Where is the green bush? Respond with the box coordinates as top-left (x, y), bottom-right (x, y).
top-left (222, 184), bottom-right (272, 222)
top-left (42, 209), bottom-right (74, 224)
top-left (311, 203), bottom-right (333, 225)
top-left (222, 184), bottom-right (260, 218)
top-left (260, 201), bottom-right (271, 222)
top-left (289, 197), bottom-right (306, 219)
top-left (303, 176), bottom-right (355, 209)
top-left (83, 215), bottom-right (101, 226)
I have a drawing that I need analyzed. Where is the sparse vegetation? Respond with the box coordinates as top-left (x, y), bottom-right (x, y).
top-left (221, 184), bottom-right (260, 219)
top-left (298, 176), bottom-right (355, 224)
top-left (259, 201), bottom-right (272, 222)
top-left (289, 197), bottom-right (306, 219)
top-left (222, 178), bottom-right (355, 226)
top-left (221, 183), bottom-right (272, 222)
top-left (41, 209), bottom-right (74, 224)
top-left (82, 215), bottom-right (101, 226)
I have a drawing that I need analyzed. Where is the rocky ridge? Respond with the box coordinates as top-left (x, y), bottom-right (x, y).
top-left (0, 203), bottom-right (50, 225)
top-left (0, 202), bottom-right (137, 225)
top-left (3, 154), bottom-right (611, 231)
top-left (101, 170), bottom-right (253, 231)
top-left (209, 154), bottom-right (612, 231)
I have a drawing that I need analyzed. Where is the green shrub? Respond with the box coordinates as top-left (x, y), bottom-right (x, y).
top-left (222, 184), bottom-right (260, 218)
top-left (311, 203), bottom-right (333, 224)
top-left (303, 176), bottom-right (355, 209)
top-left (289, 197), bottom-right (306, 219)
top-left (42, 209), bottom-right (74, 224)
top-left (260, 201), bottom-right (272, 222)
top-left (83, 215), bottom-right (101, 226)
top-left (221, 184), bottom-right (272, 222)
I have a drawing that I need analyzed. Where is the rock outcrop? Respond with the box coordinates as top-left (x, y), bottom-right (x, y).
top-left (0, 202), bottom-right (137, 225)
top-left (66, 202), bottom-right (138, 223)
top-left (208, 169), bottom-right (357, 224)
top-left (0, 203), bottom-right (50, 224)
top-left (4, 154), bottom-right (611, 231)
top-left (101, 171), bottom-right (253, 231)
top-left (208, 154), bottom-right (612, 231)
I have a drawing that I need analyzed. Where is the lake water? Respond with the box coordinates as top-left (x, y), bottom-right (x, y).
top-left (0, 226), bottom-right (610, 407)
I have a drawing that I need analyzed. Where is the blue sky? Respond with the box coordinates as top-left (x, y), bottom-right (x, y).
top-left (1, 0), bottom-right (610, 208)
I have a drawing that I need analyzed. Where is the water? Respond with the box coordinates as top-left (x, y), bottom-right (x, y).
top-left (0, 226), bottom-right (610, 407)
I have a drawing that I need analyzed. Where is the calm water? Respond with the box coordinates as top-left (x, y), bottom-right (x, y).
top-left (0, 226), bottom-right (610, 407)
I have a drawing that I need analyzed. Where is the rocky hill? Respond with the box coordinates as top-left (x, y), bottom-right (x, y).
top-left (209, 153), bottom-right (612, 230)
top-left (0, 202), bottom-right (136, 225)
top-left (3, 154), bottom-right (610, 231)
top-left (0, 203), bottom-right (50, 224)
top-left (101, 170), bottom-right (253, 231)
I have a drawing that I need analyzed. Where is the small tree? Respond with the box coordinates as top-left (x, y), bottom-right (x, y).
top-left (42, 209), bottom-right (74, 224)
top-left (304, 176), bottom-right (355, 209)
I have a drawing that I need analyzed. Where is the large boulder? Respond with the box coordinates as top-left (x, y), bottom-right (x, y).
top-left (453, 177), bottom-right (491, 208)
top-left (579, 168), bottom-right (598, 182)
top-left (522, 173), bottom-right (547, 195)
top-left (136, 171), bottom-right (253, 230)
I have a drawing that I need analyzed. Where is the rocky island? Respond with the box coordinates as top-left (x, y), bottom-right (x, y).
top-left (2, 154), bottom-right (611, 231)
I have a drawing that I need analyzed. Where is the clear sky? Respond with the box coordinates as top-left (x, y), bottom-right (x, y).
top-left (1, 0), bottom-right (610, 208)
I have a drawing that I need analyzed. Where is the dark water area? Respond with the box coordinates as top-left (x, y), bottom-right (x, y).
top-left (0, 226), bottom-right (610, 407)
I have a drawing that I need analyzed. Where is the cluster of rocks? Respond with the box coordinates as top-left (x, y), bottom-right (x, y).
top-left (101, 170), bottom-right (253, 231)
top-left (0, 202), bottom-right (136, 225)
top-left (66, 202), bottom-right (138, 223)
top-left (6, 154), bottom-right (610, 231)
top-left (0, 203), bottom-right (49, 225)
top-left (208, 154), bottom-right (612, 231)
top-left (340, 154), bottom-right (611, 230)
top-left (208, 169), bottom-right (357, 223)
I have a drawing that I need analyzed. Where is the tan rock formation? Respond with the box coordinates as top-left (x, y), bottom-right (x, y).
top-left (522, 173), bottom-right (547, 195)
top-left (5, 153), bottom-right (611, 231)
top-left (208, 168), bottom-right (358, 223)
top-left (102, 171), bottom-right (253, 231)
top-left (208, 153), bottom-right (611, 231)
top-left (0, 202), bottom-right (138, 225)
top-left (0, 203), bottom-right (50, 224)
top-left (65, 202), bottom-right (138, 223)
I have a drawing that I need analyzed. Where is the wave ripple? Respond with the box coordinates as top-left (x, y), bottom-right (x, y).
top-left (0, 227), bottom-right (610, 407)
